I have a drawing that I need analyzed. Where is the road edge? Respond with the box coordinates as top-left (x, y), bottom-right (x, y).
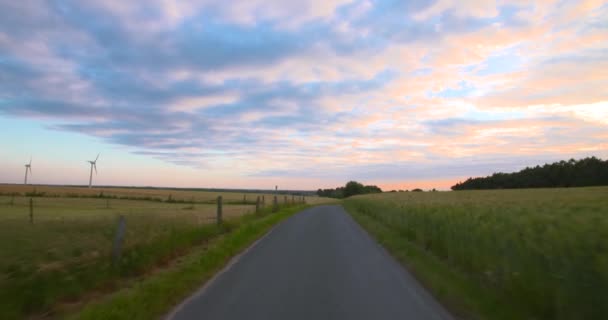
top-left (69, 205), bottom-right (310, 320)
top-left (342, 199), bottom-right (524, 320)
top-left (164, 210), bottom-right (291, 319)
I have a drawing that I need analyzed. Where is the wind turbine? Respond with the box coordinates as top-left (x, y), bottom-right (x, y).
top-left (24, 158), bottom-right (32, 185)
top-left (87, 154), bottom-right (99, 188)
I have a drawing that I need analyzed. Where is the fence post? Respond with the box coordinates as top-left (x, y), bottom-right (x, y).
top-left (112, 215), bottom-right (127, 266)
top-left (262, 195), bottom-right (265, 206)
top-left (256, 196), bottom-right (261, 213)
top-left (243, 194), bottom-right (247, 203)
top-left (284, 195), bottom-right (287, 205)
top-left (273, 196), bottom-right (278, 212)
top-left (217, 196), bottom-right (223, 225)
top-left (292, 194), bottom-right (295, 204)
top-left (29, 198), bottom-right (33, 224)
top-left (303, 196), bottom-right (306, 204)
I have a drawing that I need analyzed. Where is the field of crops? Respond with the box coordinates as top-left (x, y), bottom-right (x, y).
top-left (0, 184), bottom-right (322, 204)
top-left (0, 185), bottom-right (323, 319)
top-left (344, 187), bottom-right (608, 320)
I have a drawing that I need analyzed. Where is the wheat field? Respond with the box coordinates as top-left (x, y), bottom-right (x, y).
top-left (344, 187), bottom-right (608, 319)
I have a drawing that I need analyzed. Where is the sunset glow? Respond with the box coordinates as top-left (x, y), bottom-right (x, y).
top-left (1, 1), bottom-right (607, 190)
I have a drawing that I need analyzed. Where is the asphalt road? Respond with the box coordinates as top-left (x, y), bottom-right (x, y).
top-left (167, 205), bottom-right (453, 320)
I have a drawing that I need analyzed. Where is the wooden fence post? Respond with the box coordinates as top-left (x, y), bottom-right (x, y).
top-left (284, 195), bottom-right (287, 205)
top-left (292, 195), bottom-right (295, 204)
top-left (29, 198), bottom-right (33, 224)
top-left (112, 215), bottom-right (127, 266)
top-left (243, 194), bottom-right (247, 203)
top-left (217, 196), bottom-right (223, 225)
top-left (256, 196), bottom-right (261, 213)
top-left (273, 196), bottom-right (278, 212)
top-left (262, 195), bottom-right (265, 206)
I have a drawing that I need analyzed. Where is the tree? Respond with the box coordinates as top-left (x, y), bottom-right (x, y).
top-left (451, 157), bottom-right (608, 190)
top-left (343, 181), bottom-right (364, 197)
top-left (316, 181), bottom-right (383, 198)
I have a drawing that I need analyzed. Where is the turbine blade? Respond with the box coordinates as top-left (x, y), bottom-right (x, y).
top-left (29, 157), bottom-right (32, 166)
top-left (29, 166), bottom-right (32, 174)
top-left (95, 153), bottom-right (100, 162)
top-left (94, 163), bottom-right (97, 174)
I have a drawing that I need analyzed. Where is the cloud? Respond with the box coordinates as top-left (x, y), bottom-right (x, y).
top-left (1, 0), bottom-right (607, 188)
top-left (474, 49), bottom-right (608, 108)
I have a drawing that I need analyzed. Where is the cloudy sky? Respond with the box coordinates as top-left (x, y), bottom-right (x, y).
top-left (1, 0), bottom-right (607, 190)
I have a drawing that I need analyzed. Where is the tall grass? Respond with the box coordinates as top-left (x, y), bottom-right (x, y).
top-left (0, 195), bottom-right (300, 319)
top-left (344, 187), bottom-right (608, 319)
top-left (70, 205), bottom-right (308, 320)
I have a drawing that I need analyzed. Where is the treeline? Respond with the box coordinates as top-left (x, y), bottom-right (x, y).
top-left (452, 157), bottom-right (608, 190)
top-left (317, 181), bottom-right (382, 198)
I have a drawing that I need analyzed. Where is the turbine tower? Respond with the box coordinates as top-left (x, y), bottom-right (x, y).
top-left (24, 158), bottom-right (32, 185)
top-left (87, 154), bottom-right (99, 188)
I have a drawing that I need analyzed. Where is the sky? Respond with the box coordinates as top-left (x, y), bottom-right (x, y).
top-left (1, 0), bottom-right (607, 191)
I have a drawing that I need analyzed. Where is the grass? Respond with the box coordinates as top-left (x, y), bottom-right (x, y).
top-left (68, 204), bottom-right (308, 320)
top-left (0, 187), bottom-right (314, 319)
top-left (343, 187), bottom-right (608, 320)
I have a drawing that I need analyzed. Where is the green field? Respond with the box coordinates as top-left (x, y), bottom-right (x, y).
top-left (0, 186), bottom-right (326, 319)
top-left (344, 187), bottom-right (608, 320)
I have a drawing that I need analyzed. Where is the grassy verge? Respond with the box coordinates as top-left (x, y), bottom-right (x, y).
top-left (65, 204), bottom-right (308, 320)
top-left (0, 196), bottom-right (255, 319)
top-left (343, 201), bottom-right (519, 320)
top-left (343, 187), bottom-right (608, 320)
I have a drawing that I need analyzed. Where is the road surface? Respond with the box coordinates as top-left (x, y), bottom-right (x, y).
top-left (168, 205), bottom-right (453, 320)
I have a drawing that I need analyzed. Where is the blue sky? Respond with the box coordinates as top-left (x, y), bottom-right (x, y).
top-left (1, 0), bottom-right (607, 190)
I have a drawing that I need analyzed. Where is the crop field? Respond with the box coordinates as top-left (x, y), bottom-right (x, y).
top-left (0, 184), bottom-right (326, 204)
top-left (0, 185), bottom-right (324, 319)
top-left (344, 187), bottom-right (608, 320)
top-left (0, 197), bottom-right (251, 271)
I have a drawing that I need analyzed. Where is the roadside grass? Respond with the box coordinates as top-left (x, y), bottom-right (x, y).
top-left (67, 204), bottom-right (308, 320)
top-left (344, 202), bottom-right (520, 320)
top-left (0, 192), bottom-right (308, 319)
top-left (343, 187), bottom-right (608, 320)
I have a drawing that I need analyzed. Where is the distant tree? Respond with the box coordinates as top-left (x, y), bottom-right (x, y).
top-left (363, 185), bottom-right (382, 193)
top-left (451, 157), bottom-right (608, 190)
top-left (412, 188), bottom-right (423, 192)
top-left (344, 181), bottom-right (365, 198)
top-left (317, 181), bottom-right (383, 198)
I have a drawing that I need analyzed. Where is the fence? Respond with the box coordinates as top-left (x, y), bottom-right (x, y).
top-left (2, 193), bottom-right (309, 262)
top-left (0, 191), bottom-right (307, 318)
